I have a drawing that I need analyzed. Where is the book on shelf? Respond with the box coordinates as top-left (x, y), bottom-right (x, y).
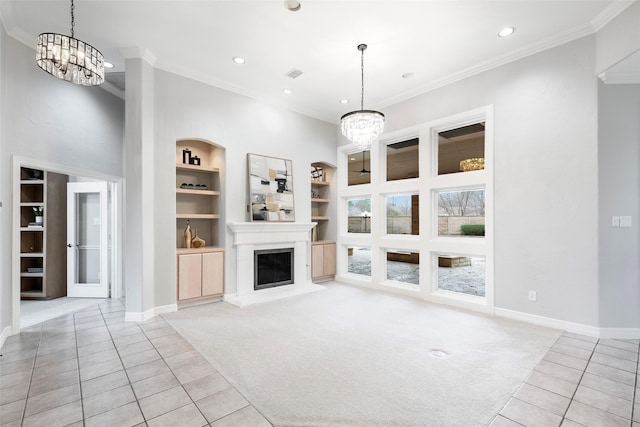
top-left (27, 222), bottom-right (43, 228)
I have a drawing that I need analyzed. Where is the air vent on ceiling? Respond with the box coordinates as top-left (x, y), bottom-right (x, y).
top-left (286, 68), bottom-right (303, 79)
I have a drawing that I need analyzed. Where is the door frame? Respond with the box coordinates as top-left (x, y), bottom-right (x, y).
top-left (11, 156), bottom-right (123, 334)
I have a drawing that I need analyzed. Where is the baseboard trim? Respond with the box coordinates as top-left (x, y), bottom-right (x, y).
top-left (0, 326), bottom-right (12, 350)
top-left (494, 308), bottom-right (640, 339)
top-left (124, 304), bottom-right (178, 322)
top-left (495, 307), bottom-right (598, 336)
top-left (597, 328), bottom-right (640, 339)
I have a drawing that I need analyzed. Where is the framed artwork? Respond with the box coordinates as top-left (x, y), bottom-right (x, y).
top-left (247, 153), bottom-right (295, 221)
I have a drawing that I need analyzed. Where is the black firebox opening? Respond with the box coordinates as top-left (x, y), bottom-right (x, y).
top-left (254, 248), bottom-right (294, 291)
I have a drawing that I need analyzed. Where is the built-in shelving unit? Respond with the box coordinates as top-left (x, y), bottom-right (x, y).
top-left (19, 167), bottom-right (67, 299)
top-left (175, 139), bottom-right (225, 302)
top-left (310, 162), bottom-right (336, 282)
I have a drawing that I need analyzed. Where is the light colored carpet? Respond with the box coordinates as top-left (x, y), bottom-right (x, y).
top-left (163, 283), bottom-right (561, 427)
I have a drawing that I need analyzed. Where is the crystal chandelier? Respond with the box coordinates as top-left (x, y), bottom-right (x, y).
top-left (36, 0), bottom-right (104, 86)
top-left (341, 44), bottom-right (385, 150)
top-left (459, 158), bottom-right (485, 172)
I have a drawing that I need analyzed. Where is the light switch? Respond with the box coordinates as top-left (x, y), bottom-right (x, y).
top-left (620, 216), bottom-right (632, 227)
top-left (612, 216), bottom-right (620, 227)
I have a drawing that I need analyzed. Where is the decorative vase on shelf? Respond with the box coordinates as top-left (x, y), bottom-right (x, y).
top-left (191, 228), bottom-right (205, 248)
top-left (184, 220), bottom-right (192, 248)
top-left (35, 216), bottom-right (43, 224)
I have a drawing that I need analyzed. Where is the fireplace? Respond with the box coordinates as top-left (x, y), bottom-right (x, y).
top-left (254, 248), bottom-right (294, 290)
top-left (226, 222), bottom-right (325, 307)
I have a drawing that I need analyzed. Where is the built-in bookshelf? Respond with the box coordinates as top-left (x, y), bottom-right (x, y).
top-left (19, 167), bottom-right (67, 299)
top-left (310, 161), bottom-right (336, 282)
top-left (175, 139), bottom-right (225, 301)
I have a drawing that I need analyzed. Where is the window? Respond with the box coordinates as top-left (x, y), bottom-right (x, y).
top-left (437, 255), bottom-right (485, 297)
top-left (387, 138), bottom-right (419, 181)
top-left (348, 246), bottom-right (371, 276)
top-left (348, 198), bottom-right (372, 234)
top-left (438, 122), bottom-right (485, 175)
top-left (347, 150), bottom-right (371, 186)
top-left (437, 189), bottom-right (485, 237)
top-left (386, 194), bottom-right (419, 235)
top-left (337, 107), bottom-right (492, 310)
top-left (386, 250), bottom-right (419, 285)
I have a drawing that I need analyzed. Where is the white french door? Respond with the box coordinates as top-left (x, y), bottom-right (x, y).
top-left (67, 182), bottom-right (109, 298)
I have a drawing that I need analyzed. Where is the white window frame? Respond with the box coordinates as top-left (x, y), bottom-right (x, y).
top-left (336, 105), bottom-right (494, 313)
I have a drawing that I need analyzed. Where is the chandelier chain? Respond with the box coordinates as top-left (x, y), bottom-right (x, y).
top-left (360, 47), bottom-right (364, 111)
top-left (70, 0), bottom-right (75, 38)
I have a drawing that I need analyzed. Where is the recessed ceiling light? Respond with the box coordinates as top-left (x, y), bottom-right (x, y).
top-left (498, 26), bottom-right (515, 37)
top-left (340, 99), bottom-right (349, 104)
top-left (232, 56), bottom-right (245, 64)
top-left (104, 61), bottom-right (114, 68)
top-left (283, 89), bottom-right (292, 95)
top-left (350, 157), bottom-right (356, 161)
top-left (284, 0), bottom-right (301, 11)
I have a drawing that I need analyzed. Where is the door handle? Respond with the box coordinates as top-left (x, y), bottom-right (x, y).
top-left (67, 244), bottom-right (73, 248)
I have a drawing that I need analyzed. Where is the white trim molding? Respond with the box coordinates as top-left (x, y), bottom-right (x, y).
top-left (495, 307), bottom-right (640, 339)
top-left (124, 303), bottom-right (177, 323)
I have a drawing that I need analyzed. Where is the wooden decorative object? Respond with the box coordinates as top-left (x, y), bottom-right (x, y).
top-left (191, 228), bottom-right (205, 248)
top-left (184, 220), bottom-right (192, 248)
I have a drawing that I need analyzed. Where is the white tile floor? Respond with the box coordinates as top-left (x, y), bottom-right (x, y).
top-left (2, 299), bottom-right (639, 427)
top-left (492, 332), bottom-right (640, 427)
top-left (0, 299), bottom-right (271, 427)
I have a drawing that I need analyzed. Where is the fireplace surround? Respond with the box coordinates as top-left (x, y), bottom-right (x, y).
top-left (226, 222), bottom-right (324, 307)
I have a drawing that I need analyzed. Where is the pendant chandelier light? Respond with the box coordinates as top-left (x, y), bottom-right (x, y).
top-left (36, 0), bottom-right (104, 86)
top-left (340, 44), bottom-right (385, 150)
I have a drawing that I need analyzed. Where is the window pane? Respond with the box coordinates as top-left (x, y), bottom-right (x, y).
top-left (437, 190), bottom-right (485, 237)
top-left (438, 122), bottom-right (485, 175)
top-left (348, 198), bottom-right (371, 234)
top-left (348, 150), bottom-right (371, 186)
top-left (386, 194), bottom-right (419, 235)
top-left (437, 256), bottom-right (485, 297)
top-left (387, 138), bottom-right (419, 181)
top-left (348, 246), bottom-right (371, 276)
top-left (387, 250), bottom-right (419, 285)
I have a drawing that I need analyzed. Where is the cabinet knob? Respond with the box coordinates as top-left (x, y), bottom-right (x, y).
top-left (67, 243), bottom-right (73, 248)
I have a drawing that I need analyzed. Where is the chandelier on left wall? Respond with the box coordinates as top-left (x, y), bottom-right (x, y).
top-left (36, 0), bottom-right (104, 86)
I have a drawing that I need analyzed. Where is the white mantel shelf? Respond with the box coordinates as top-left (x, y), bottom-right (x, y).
top-left (225, 221), bottom-right (323, 307)
top-left (228, 221), bottom-right (317, 245)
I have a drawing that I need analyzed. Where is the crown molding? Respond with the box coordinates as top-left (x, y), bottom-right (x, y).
top-left (377, 23), bottom-right (599, 111)
top-left (101, 80), bottom-right (125, 100)
top-left (591, 0), bottom-right (637, 31)
top-left (153, 59), bottom-right (336, 124)
top-left (0, 1), bottom-right (16, 36)
top-left (599, 71), bottom-right (640, 84)
top-left (119, 47), bottom-right (157, 67)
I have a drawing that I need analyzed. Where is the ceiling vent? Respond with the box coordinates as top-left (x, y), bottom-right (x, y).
top-left (286, 68), bottom-right (303, 79)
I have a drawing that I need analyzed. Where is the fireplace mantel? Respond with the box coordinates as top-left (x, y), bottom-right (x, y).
top-left (225, 222), bottom-right (324, 307)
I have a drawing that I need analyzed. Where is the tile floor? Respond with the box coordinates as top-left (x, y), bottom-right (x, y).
top-left (0, 299), bottom-right (271, 427)
top-left (492, 332), bottom-right (640, 427)
top-left (1, 299), bottom-right (638, 427)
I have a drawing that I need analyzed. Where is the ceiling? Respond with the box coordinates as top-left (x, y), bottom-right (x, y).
top-left (0, 0), bottom-right (635, 123)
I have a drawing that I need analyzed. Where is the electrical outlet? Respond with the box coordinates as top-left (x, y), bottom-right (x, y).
top-left (528, 290), bottom-right (537, 302)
